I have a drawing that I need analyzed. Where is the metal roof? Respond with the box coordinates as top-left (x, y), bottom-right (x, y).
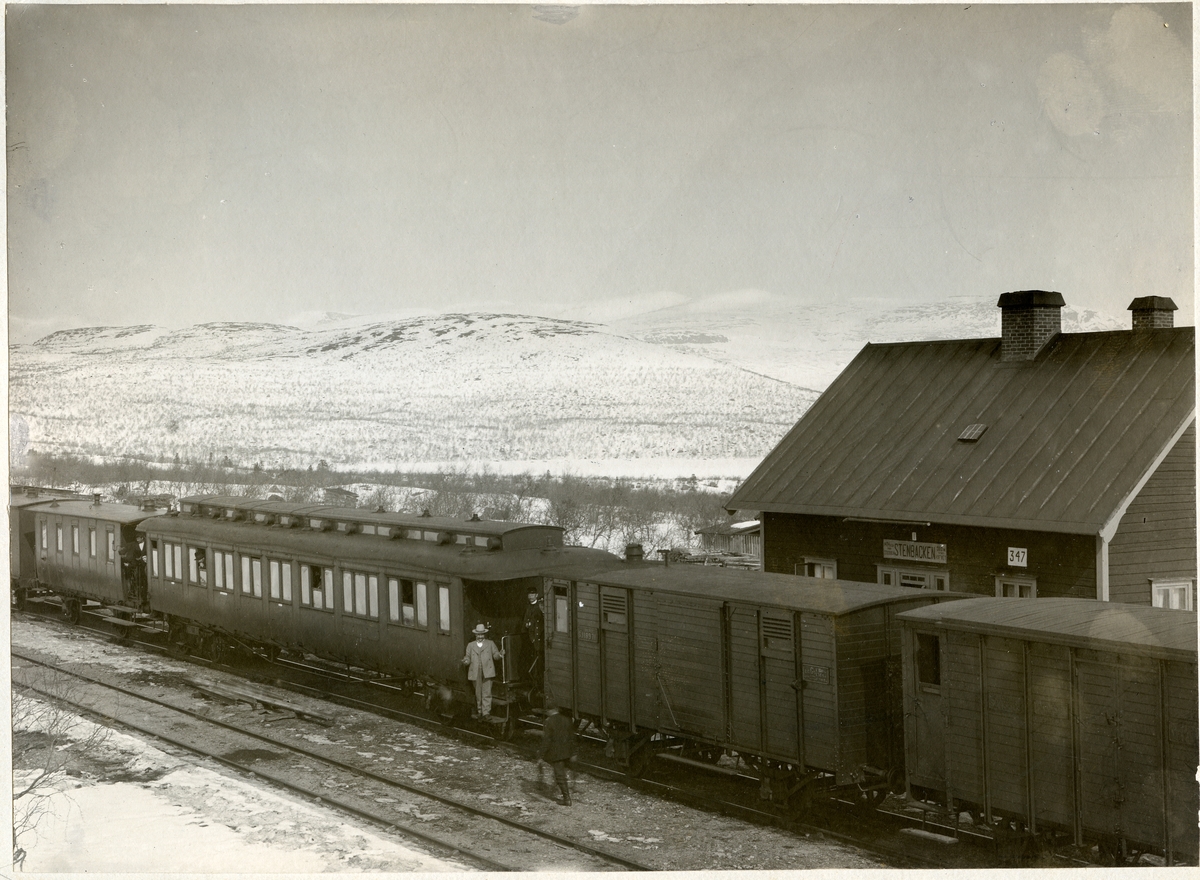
top-left (140, 515), bottom-right (621, 581)
top-left (9, 488), bottom-right (89, 510)
top-left (21, 498), bottom-right (154, 525)
top-left (898, 597), bottom-right (1197, 661)
top-left (577, 565), bottom-right (962, 616)
top-left (727, 328), bottom-right (1195, 535)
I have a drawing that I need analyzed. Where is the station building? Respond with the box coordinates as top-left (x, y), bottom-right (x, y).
top-left (727, 292), bottom-right (1196, 608)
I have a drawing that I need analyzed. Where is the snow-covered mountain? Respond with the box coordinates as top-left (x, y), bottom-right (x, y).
top-left (611, 291), bottom-right (1127, 388)
top-left (10, 314), bottom-right (816, 474)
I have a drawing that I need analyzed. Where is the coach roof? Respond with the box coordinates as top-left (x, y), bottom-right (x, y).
top-left (727, 327), bottom-right (1195, 536)
top-left (25, 498), bottom-right (153, 524)
top-left (898, 596), bottom-right (1197, 661)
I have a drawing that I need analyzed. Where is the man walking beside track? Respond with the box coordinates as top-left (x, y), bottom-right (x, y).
top-left (538, 705), bottom-right (577, 805)
top-left (462, 623), bottom-right (504, 718)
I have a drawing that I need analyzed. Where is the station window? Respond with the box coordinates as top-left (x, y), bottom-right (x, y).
top-left (213, 550), bottom-right (234, 592)
top-left (797, 558), bottom-right (836, 579)
top-left (300, 564), bottom-right (333, 611)
top-left (916, 633), bottom-right (941, 689)
top-left (1152, 579), bottom-right (1194, 611)
top-left (995, 576), bottom-right (1036, 598)
top-left (188, 547), bottom-right (207, 587)
top-left (241, 555), bottom-right (263, 597)
top-left (438, 585), bottom-right (451, 633)
top-left (342, 570), bottom-right (379, 620)
top-left (269, 559), bottom-right (293, 602)
top-left (107, 530), bottom-right (116, 562)
top-left (388, 578), bottom-right (427, 627)
top-left (72, 525), bottom-right (79, 555)
top-left (88, 528), bottom-right (97, 558)
top-left (880, 566), bottom-right (950, 591)
top-left (554, 585), bottom-right (570, 634)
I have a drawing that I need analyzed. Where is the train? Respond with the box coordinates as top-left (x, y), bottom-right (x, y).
top-left (9, 486), bottom-right (1198, 863)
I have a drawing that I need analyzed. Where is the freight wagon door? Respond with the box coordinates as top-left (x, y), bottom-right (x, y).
top-left (631, 591), bottom-right (659, 729)
top-left (544, 579), bottom-right (575, 709)
top-left (1076, 657), bottom-right (1165, 847)
top-left (574, 582), bottom-right (602, 717)
top-left (759, 610), bottom-right (800, 762)
top-left (600, 587), bottom-right (632, 725)
top-left (725, 604), bottom-right (764, 753)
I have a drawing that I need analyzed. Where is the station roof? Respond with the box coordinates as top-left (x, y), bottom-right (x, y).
top-left (898, 597), bottom-right (1197, 661)
top-left (579, 565), bottom-right (961, 616)
top-left (727, 327), bottom-right (1195, 536)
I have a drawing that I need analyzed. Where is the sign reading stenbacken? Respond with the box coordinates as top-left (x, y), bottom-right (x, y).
top-left (882, 539), bottom-right (947, 565)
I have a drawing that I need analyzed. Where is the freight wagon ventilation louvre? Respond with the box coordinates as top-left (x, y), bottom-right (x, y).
top-left (760, 613), bottom-right (794, 658)
top-left (601, 591), bottom-right (628, 629)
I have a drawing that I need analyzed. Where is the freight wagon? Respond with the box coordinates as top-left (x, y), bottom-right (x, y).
top-left (899, 597), bottom-right (1198, 862)
top-left (542, 564), bottom-right (963, 811)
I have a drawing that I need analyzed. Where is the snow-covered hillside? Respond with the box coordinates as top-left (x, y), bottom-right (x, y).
top-left (613, 292), bottom-right (1127, 388)
top-left (10, 314), bottom-right (816, 473)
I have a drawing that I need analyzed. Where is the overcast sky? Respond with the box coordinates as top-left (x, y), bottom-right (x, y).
top-left (7, 3), bottom-right (1193, 343)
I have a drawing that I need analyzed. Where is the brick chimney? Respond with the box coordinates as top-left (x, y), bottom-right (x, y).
top-left (1128, 296), bottom-right (1177, 331)
top-left (998, 290), bottom-right (1065, 362)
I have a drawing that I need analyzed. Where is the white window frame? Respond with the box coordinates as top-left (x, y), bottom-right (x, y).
top-left (796, 557), bottom-right (837, 579)
top-left (995, 575), bottom-right (1037, 598)
top-left (107, 530), bottom-right (115, 562)
top-left (438, 584), bottom-right (451, 633)
top-left (1151, 578), bottom-right (1194, 611)
top-left (56, 524), bottom-right (63, 553)
top-left (879, 565), bottom-right (950, 591)
top-left (89, 528), bottom-right (97, 558)
top-left (72, 524), bottom-right (79, 555)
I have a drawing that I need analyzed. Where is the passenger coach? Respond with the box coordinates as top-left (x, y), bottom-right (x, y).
top-left (899, 597), bottom-right (1198, 861)
top-left (542, 565), bottom-right (962, 810)
top-left (140, 495), bottom-right (623, 722)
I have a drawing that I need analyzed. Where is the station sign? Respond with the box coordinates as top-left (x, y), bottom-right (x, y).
top-left (882, 539), bottom-right (947, 565)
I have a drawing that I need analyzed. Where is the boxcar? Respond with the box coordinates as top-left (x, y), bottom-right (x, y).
top-left (542, 564), bottom-right (962, 810)
top-left (899, 597), bottom-right (1198, 861)
top-left (140, 496), bottom-right (623, 722)
top-left (22, 493), bottom-right (154, 621)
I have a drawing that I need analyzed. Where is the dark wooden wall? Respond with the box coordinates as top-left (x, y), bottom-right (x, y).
top-left (762, 512), bottom-right (1096, 599)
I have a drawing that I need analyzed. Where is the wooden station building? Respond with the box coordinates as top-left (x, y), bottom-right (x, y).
top-left (727, 292), bottom-right (1196, 609)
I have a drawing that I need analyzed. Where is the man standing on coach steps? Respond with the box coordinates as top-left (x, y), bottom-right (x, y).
top-left (538, 705), bottom-right (577, 805)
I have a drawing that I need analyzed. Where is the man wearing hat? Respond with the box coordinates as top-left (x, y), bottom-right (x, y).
top-left (522, 588), bottom-right (545, 687)
top-left (537, 705), bottom-right (577, 805)
top-left (462, 623), bottom-right (504, 718)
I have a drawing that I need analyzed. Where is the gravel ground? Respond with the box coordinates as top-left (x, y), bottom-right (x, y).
top-left (12, 614), bottom-right (888, 871)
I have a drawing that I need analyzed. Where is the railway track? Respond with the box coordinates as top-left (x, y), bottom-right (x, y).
top-left (12, 647), bottom-right (656, 872)
top-left (15, 605), bottom-right (1086, 869)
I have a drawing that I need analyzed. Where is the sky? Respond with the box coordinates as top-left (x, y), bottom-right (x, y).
top-left (6, 3), bottom-right (1194, 343)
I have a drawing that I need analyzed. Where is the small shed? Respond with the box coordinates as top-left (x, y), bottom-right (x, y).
top-left (694, 519), bottom-right (761, 558)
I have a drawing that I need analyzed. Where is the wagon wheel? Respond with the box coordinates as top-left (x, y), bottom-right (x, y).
top-left (12, 589), bottom-right (27, 612)
top-left (111, 613), bottom-right (133, 645)
top-left (62, 598), bottom-right (82, 625)
top-left (785, 779), bottom-right (817, 819)
top-left (203, 634), bottom-right (227, 664)
top-left (499, 712), bottom-right (519, 742)
top-left (626, 744), bottom-right (652, 779)
top-left (853, 784), bottom-right (889, 813)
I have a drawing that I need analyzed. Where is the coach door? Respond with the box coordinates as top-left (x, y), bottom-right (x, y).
top-left (906, 628), bottom-right (946, 788)
top-left (544, 579), bottom-right (575, 709)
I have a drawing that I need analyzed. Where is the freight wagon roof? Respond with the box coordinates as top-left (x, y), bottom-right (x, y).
top-left (727, 328), bottom-right (1195, 536)
top-left (572, 565), bottom-right (954, 615)
top-left (139, 515), bottom-right (622, 581)
top-left (898, 597), bottom-right (1198, 661)
top-left (23, 498), bottom-right (155, 524)
top-left (180, 495), bottom-right (562, 543)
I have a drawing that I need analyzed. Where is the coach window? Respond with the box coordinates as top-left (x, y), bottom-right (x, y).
top-left (342, 570), bottom-right (379, 620)
top-left (241, 555), bottom-right (263, 597)
top-left (150, 540), bottom-right (160, 577)
top-left (916, 633), bottom-right (941, 691)
top-left (554, 584), bottom-right (569, 634)
top-left (107, 530), bottom-right (116, 562)
top-left (188, 547), bottom-right (207, 587)
top-left (40, 522), bottom-right (47, 553)
top-left (995, 576), bottom-right (1035, 598)
top-left (72, 524), bottom-right (80, 555)
top-left (213, 550), bottom-right (234, 593)
top-left (269, 559), bottom-right (293, 602)
top-left (56, 524), bottom-right (63, 553)
top-left (88, 528), bottom-right (97, 558)
top-left (438, 585), bottom-right (451, 633)
top-left (300, 564), bottom-right (332, 611)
